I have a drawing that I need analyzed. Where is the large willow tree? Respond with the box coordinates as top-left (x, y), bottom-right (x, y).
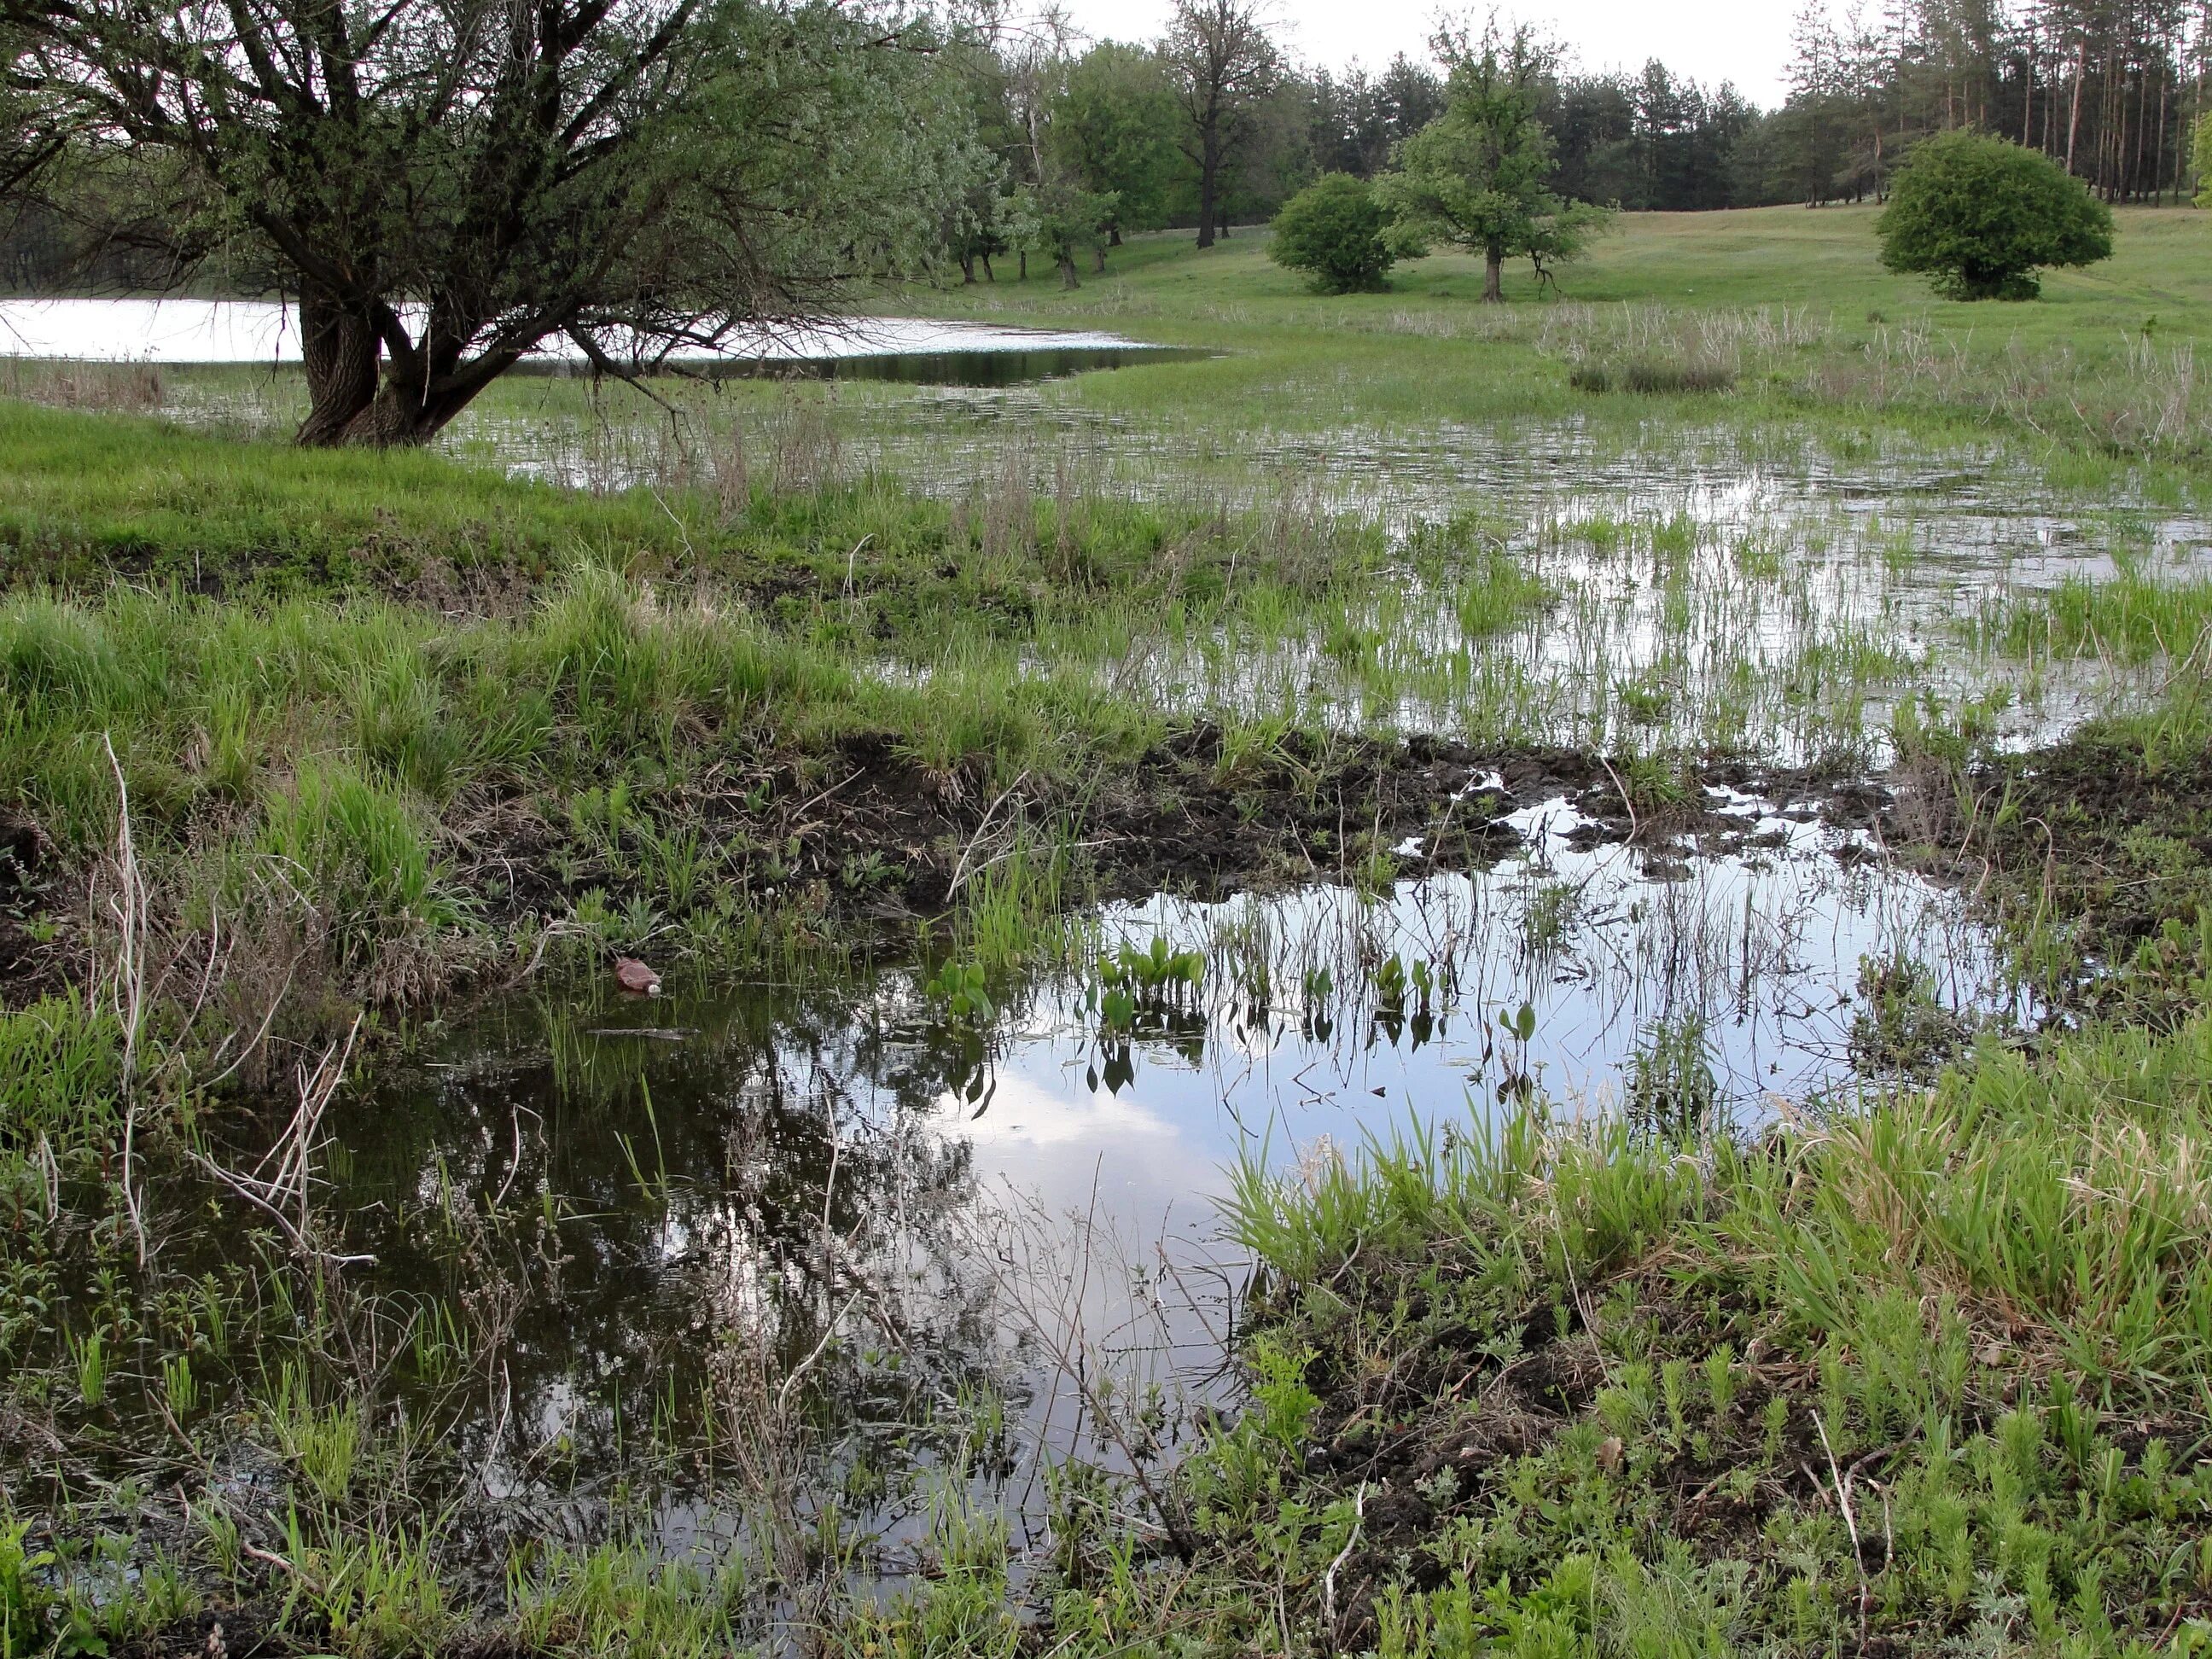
top-left (2, 0), bottom-right (982, 444)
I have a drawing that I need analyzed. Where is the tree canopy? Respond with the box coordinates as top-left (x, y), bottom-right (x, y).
top-left (1376, 23), bottom-right (1610, 302)
top-left (1, 0), bottom-right (985, 445)
top-left (1052, 44), bottom-right (1185, 243)
top-left (1877, 128), bottom-right (2114, 299)
top-left (1163, 0), bottom-right (1281, 247)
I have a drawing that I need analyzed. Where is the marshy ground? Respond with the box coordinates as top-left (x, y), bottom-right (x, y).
top-left (5, 206), bottom-right (2212, 1657)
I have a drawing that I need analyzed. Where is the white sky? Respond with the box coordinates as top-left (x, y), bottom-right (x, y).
top-left (1054, 2), bottom-right (1798, 108)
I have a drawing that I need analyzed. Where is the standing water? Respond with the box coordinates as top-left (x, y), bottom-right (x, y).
top-left (154, 780), bottom-right (2020, 1612)
top-left (0, 299), bottom-right (1197, 385)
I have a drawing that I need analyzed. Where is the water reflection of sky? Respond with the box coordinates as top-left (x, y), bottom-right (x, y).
top-left (0, 299), bottom-right (1162, 365)
top-left (925, 788), bottom-right (2016, 1207)
top-left (303, 785), bottom-right (2025, 1591)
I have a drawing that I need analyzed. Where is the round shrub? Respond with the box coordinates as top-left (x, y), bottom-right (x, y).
top-left (1877, 130), bottom-right (2113, 300)
top-left (1268, 174), bottom-right (1409, 294)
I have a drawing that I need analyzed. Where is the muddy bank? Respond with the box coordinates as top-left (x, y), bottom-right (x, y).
top-left (1, 720), bottom-right (1893, 1022)
top-left (1885, 718), bottom-right (2212, 1019)
top-left (465, 726), bottom-right (1889, 927)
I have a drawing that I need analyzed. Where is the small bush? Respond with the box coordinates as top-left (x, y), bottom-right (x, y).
top-left (256, 762), bottom-right (461, 968)
top-left (1877, 130), bottom-right (2113, 300)
top-left (1267, 173), bottom-right (1412, 295)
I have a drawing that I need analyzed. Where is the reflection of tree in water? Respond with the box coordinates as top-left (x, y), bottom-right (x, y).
top-left (329, 969), bottom-right (1038, 1557)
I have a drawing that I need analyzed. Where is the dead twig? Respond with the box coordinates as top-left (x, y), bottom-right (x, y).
top-left (1322, 1480), bottom-right (1369, 1629)
top-left (102, 734), bottom-right (151, 1265)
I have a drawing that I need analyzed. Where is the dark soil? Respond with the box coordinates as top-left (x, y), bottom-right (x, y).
top-left (2, 724), bottom-right (1890, 1018)
top-left (1885, 720), bottom-right (2212, 1017)
top-left (632, 729), bottom-right (1885, 922)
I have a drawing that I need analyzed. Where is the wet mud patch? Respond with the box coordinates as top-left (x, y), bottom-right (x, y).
top-left (569, 725), bottom-right (1898, 931)
top-left (1886, 718), bottom-right (2212, 1019)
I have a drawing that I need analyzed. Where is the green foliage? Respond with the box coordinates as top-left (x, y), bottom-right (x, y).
top-left (1568, 357), bottom-right (1736, 395)
top-left (1877, 130), bottom-right (2115, 300)
top-left (1376, 23), bottom-right (1611, 300)
top-left (2197, 112), bottom-right (2212, 210)
top-left (509, 1543), bottom-right (748, 1659)
top-left (1026, 172), bottom-right (1120, 288)
top-left (1198, 1008), bottom-right (2212, 1654)
top-left (923, 959), bottom-right (995, 1026)
top-left (1268, 173), bottom-right (1414, 294)
top-left (256, 762), bottom-right (462, 969)
top-left (0, 996), bottom-right (122, 1150)
top-left (5, 0), bottom-right (992, 445)
top-left (1050, 44), bottom-right (1186, 238)
top-left (0, 1522), bottom-right (58, 1659)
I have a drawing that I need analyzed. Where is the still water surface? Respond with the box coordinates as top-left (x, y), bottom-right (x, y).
top-left (303, 784), bottom-right (2017, 1584)
top-left (0, 299), bottom-right (1187, 384)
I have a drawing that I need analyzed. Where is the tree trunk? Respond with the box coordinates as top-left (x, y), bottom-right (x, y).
top-left (2067, 37), bottom-right (2087, 172)
top-left (1058, 253), bottom-right (1080, 289)
top-left (340, 382), bottom-right (459, 446)
top-left (294, 294), bottom-right (514, 448)
top-left (981, 253), bottom-right (995, 282)
top-left (1196, 124), bottom-right (1220, 247)
top-left (959, 253), bottom-right (977, 283)
top-left (1093, 243), bottom-right (1107, 273)
top-left (1019, 249), bottom-right (1028, 281)
top-left (296, 286), bottom-right (381, 446)
top-left (1482, 244), bottom-right (1504, 303)
top-left (2154, 49), bottom-right (2169, 202)
top-left (1109, 225), bottom-right (1123, 247)
top-left (302, 374), bottom-right (472, 447)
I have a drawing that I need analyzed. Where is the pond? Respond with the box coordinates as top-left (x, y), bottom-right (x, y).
top-left (57, 777), bottom-right (2018, 1623)
top-left (11, 306), bottom-right (2163, 1641)
top-left (0, 299), bottom-right (1195, 385)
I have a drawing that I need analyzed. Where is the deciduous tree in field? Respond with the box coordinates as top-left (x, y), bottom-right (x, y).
top-left (1164, 0), bottom-right (1281, 248)
top-left (1, 0), bottom-right (982, 446)
top-left (1051, 43), bottom-right (1185, 252)
top-left (1877, 129), bottom-right (2114, 299)
top-left (1377, 21), bottom-right (1609, 303)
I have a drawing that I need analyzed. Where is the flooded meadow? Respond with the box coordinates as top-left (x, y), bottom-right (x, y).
top-left (8, 273), bottom-right (2212, 1652)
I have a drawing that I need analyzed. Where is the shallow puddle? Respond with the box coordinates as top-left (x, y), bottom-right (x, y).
top-left (263, 786), bottom-right (2018, 1585)
top-left (446, 392), bottom-right (2212, 756)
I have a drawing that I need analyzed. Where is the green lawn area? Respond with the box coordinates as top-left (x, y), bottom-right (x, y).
top-left (869, 205), bottom-right (2212, 482)
top-left (920, 203), bottom-right (2212, 336)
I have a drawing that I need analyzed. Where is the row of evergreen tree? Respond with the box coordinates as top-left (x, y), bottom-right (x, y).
top-left (944, 0), bottom-right (2209, 286)
top-left (1778, 1), bottom-right (2212, 205)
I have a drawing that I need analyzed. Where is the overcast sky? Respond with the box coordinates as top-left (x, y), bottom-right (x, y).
top-left (1051, 2), bottom-right (1800, 108)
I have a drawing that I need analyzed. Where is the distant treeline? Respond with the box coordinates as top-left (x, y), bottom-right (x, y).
top-left (1308, 0), bottom-right (2210, 214)
top-left (1776, 0), bottom-right (2211, 206)
top-left (6, 0), bottom-right (2205, 298)
top-left (943, 0), bottom-right (2206, 292)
